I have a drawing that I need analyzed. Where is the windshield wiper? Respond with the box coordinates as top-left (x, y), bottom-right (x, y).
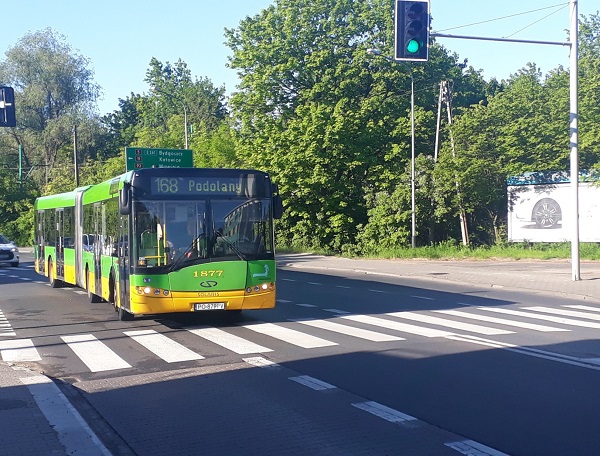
top-left (215, 234), bottom-right (246, 261)
top-left (168, 234), bottom-right (206, 271)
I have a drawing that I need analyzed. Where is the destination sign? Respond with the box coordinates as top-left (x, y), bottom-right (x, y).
top-left (151, 177), bottom-right (251, 196)
top-left (125, 147), bottom-right (193, 171)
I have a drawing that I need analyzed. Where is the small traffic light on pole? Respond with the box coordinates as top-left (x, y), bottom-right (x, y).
top-left (0, 86), bottom-right (16, 128)
top-left (395, 0), bottom-right (430, 62)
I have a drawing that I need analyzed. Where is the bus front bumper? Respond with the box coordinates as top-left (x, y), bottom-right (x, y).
top-left (129, 287), bottom-right (276, 314)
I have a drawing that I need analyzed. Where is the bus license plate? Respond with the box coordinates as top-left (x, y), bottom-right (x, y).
top-left (194, 302), bottom-right (225, 311)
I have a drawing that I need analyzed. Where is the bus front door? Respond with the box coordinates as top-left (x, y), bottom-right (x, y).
top-left (55, 209), bottom-right (65, 280)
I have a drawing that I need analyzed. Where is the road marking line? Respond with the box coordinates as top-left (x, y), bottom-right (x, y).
top-left (352, 401), bottom-right (417, 423)
top-left (388, 311), bottom-right (514, 335)
top-left (295, 303), bottom-right (317, 308)
top-left (292, 318), bottom-right (404, 342)
top-left (21, 375), bottom-right (112, 456)
top-left (0, 338), bottom-right (41, 362)
top-left (289, 375), bottom-right (337, 390)
top-left (481, 307), bottom-right (600, 329)
top-left (446, 439), bottom-right (509, 456)
top-left (565, 305), bottom-right (600, 313)
top-left (525, 306), bottom-right (600, 321)
top-left (124, 329), bottom-right (204, 362)
top-left (434, 309), bottom-right (568, 332)
top-left (61, 334), bottom-right (131, 372)
top-left (343, 314), bottom-right (454, 338)
top-left (243, 357), bottom-right (280, 368)
top-left (411, 295), bottom-right (435, 300)
top-left (446, 334), bottom-right (600, 371)
top-left (242, 322), bottom-right (337, 348)
top-left (324, 309), bottom-right (350, 314)
top-left (188, 327), bottom-right (273, 354)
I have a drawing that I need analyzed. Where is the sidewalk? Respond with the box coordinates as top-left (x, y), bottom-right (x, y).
top-left (0, 361), bottom-right (110, 456)
top-left (277, 253), bottom-right (600, 301)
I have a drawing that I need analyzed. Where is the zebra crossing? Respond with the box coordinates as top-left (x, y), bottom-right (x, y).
top-left (2, 303), bottom-right (600, 374)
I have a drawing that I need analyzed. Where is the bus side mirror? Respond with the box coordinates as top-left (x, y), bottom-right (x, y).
top-left (273, 194), bottom-right (284, 219)
top-left (272, 183), bottom-right (284, 219)
top-left (119, 183), bottom-right (131, 215)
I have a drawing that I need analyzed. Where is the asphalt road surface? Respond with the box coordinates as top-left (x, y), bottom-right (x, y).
top-left (2, 252), bottom-right (600, 455)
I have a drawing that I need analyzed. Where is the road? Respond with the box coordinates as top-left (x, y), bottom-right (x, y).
top-left (2, 252), bottom-right (600, 455)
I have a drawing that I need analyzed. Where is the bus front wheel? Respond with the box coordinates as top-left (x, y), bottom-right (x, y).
top-left (117, 305), bottom-right (134, 321)
top-left (111, 277), bottom-right (133, 321)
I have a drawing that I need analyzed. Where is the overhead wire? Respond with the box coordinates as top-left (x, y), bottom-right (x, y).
top-left (432, 3), bottom-right (569, 36)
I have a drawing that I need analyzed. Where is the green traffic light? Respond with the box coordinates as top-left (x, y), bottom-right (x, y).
top-left (406, 39), bottom-right (421, 54)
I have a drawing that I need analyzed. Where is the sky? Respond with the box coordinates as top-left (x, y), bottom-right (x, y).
top-left (1, 1), bottom-right (595, 116)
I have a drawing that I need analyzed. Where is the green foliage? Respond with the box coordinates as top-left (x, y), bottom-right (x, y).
top-left (0, 171), bottom-right (38, 245)
top-left (0, 28), bottom-right (102, 187)
top-left (226, 0), bottom-right (472, 252)
top-left (2, 12), bottom-right (600, 255)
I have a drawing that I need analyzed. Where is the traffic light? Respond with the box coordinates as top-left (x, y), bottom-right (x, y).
top-left (0, 86), bottom-right (16, 128)
top-left (395, 0), bottom-right (430, 62)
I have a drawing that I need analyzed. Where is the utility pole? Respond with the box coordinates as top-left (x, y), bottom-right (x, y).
top-left (569, 0), bottom-right (580, 280)
top-left (442, 81), bottom-right (469, 246)
top-left (431, 1), bottom-right (579, 279)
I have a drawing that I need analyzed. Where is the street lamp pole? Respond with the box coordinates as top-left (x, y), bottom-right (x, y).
top-left (367, 48), bottom-right (417, 247)
top-left (410, 70), bottom-right (416, 248)
top-left (182, 103), bottom-right (188, 150)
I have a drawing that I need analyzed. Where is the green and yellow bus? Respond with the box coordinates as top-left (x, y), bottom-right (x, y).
top-left (34, 167), bottom-right (284, 320)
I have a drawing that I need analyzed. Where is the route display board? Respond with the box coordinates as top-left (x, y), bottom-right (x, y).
top-left (125, 147), bottom-right (193, 171)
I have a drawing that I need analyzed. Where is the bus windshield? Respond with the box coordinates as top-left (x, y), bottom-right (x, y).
top-left (133, 197), bottom-right (274, 269)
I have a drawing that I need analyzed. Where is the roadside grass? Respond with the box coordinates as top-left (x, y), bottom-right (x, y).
top-left (277, 242), bottom-right (600, 261)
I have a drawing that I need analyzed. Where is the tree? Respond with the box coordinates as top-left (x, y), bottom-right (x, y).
top-left (225, 0), bottom-right (470, 251)
top-left (0, 28), bottom-right (101, 185)
top-left (135, 58), bottom-right (228, 150)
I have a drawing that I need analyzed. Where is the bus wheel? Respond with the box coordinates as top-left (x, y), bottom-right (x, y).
top-left (117, 305), bottom-right (134, 321)
top-left (48, 260), bottom-right (62, 288)
top-left (86, 269), bottom-right (101, 303)
top-left (111, 278), bottom-right (133, 321)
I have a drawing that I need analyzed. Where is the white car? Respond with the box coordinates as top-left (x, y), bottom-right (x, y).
top-left (0, 234), bottom-right (19, 267)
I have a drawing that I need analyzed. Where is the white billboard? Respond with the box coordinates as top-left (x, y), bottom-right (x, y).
top-left (507, 172), bottom-right (600, 242)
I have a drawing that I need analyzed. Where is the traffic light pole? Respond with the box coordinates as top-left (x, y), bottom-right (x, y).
top-left (431, 0), bottom-right (580, 280)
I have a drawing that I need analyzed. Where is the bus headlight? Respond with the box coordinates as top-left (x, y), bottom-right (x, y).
top-left (246, 283), bottom-right (275, 294)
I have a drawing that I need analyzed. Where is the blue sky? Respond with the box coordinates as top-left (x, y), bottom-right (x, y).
top-left (1, 1), bottom-right (595, 115)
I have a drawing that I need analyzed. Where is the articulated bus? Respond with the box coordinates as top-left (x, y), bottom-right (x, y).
top-left (34, 167), bottom-right (284, 320)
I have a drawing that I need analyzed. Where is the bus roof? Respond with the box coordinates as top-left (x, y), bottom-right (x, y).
top-left (34, 186), bottom-right (91, 210)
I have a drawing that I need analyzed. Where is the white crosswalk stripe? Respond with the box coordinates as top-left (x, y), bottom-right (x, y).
top-left (0, 338), bottom-right (42, 362)
top-left (342, 314), bottom-right (454, 338)
top-left (433, 309), bottom-right (569, 332)
top-left (187, 327), bottom-right (273, 354)
top-left (525, 306), bottom-right (600, 321)
top-left (565, 305), bottom-right (600, 313)
top-left (61, 334), bottom-right (132, 372)
top-left (125, 329), bottom-right (204, 362)
top-left (480, 307), bottom-right (600, 329)
top-left (292, 318), bottom-right (404, 342)
top-left (241, 322), bottom-right (338, 348)
top-left (388, 311), bottom-right (514, 335)
top-left (0, 310), bottom-right (16, 337)
top-left (8, 304), bottom-right (600, 373)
